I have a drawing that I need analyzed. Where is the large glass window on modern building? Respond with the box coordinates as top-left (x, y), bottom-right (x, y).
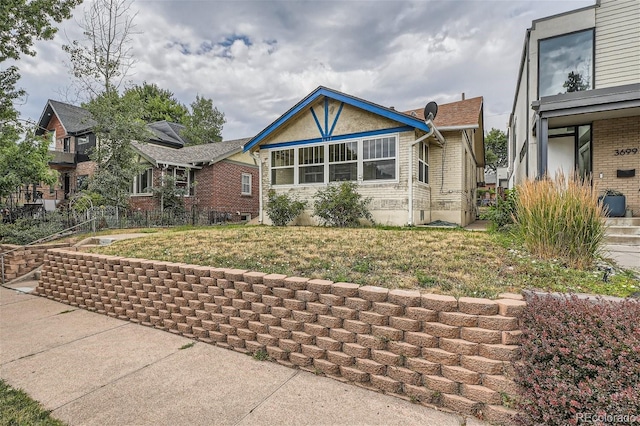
top-left (538, 29), bottom-right (594, 97)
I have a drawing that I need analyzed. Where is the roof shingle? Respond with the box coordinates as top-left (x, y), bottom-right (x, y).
top-left (404, 96), bottom-right (483, 128)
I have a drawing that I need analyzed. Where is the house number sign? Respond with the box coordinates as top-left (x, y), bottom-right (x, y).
top-left (613, 148), bottom-right (638, 156)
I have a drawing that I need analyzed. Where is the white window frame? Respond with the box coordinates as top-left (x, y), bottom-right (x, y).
top-left (418, 142), bottom-right (429, 184)
top-left (131, 168), bottom-right (153, 195)
top-left (329, 141), bottom-right (358, 182)
top-left (269, 134), bottom-right (398, 186)
top-left (241, 173), bottom-right (252, 195)
top-left (362, 136), bottom-right (397, 182)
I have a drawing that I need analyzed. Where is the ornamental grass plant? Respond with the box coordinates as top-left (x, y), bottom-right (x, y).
top-left (515, 173), bottom-right (606, 269)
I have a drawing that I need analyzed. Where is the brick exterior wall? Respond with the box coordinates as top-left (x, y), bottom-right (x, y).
top-left (37, 248), bottom-right (523, 425)
top-left (593, 117), bottom-right (640, 216)
top-left (129, 161), bottom-right (259, 219)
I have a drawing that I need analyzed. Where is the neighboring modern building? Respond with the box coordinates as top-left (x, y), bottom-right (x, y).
top-left (508, 0), bottom-right (640, 215)
top-left (244, 86), bottom-right (485, 226)
top-left (32, 100), bottom-right (258, 219)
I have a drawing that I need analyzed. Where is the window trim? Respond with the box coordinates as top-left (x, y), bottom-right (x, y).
top-left (418, 142), bottom-right (429, 184)
top-left (241, 173), bottom-right (252, 195)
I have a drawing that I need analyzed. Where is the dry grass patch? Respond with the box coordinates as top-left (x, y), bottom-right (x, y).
top-left (88, 226), bottom-right (639, 298)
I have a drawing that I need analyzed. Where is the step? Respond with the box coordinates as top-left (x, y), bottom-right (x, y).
top-left (606, 218), bottom-right (640, 227)
top-left (606, 226), bottom-right (640, 236)
top-left (604, 234), bottom-right (640, 246)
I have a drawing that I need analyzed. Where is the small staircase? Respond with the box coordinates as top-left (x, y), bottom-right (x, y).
top-left (605, 218), bottom-right (640, 246)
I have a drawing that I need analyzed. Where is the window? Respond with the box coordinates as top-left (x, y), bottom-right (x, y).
top-left (271, 149), bottom-right (294, 185)
top-left (241, 173), bottom-right (252, 195)
top-left (63, 137), bottom-right (71, 153)
top-left (298, 145), bottom-right (324, 184)
top-left (362, 136), bottom-right (396, 180)
top-left (418, 142), bottom-right (429, 184)
top-left (77, 136), bottom-right (88, 145)
top-left (132, 168), bottom-right (152, 194)
top-left (189, 169), bottom-right (196, 196)
top-left (49, 131), bottom-right (56, 150)
top-left (329, 141), bottom-right (357, 182)
top-left (538, 29), bottom-right (594, 97)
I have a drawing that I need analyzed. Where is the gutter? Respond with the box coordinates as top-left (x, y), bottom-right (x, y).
top-left (250, 152), bottom-right (263, 224)
top-left (408, 119), bottom-right (445, 226)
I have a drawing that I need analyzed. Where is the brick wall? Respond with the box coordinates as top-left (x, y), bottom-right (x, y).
top-left (593, 117), bottom-right (640, 216)
top-left (0, 243), bottom-right (70, 281)
top-left (37, 249), bottom-right (523, 425)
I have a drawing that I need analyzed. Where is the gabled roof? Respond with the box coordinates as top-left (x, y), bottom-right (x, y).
top-left (403, 96), bottom-right (483, 129)
top-left (133, 138), bottom-right (250, 168)
top-left (36, 100), bottom-right (96, 135)
top-left (244, 86), bottom-right (431, 152)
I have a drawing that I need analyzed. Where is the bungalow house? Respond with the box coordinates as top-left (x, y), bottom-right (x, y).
top-left (508, 0), bottom-right (640, 216)
top-left (130, 139), bottom-right (259, 220)
top-left (32, 100), bottom-right (258, 219)
top-left (243, 86), bottom-right (485, 227)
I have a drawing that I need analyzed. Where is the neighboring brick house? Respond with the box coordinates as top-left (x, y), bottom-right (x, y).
top-left (508, 0), bottom-right (640, 216)
top-left (130, 139), bottom-right (259, 220)
top-left (244, 86), bottom-right (485, 226)
top-left (32, 100), bottom-right (258, 219)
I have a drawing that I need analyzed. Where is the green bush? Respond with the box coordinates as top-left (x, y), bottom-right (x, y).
top-left (481, 188), bottom-right (517, 230)
top-left (515, 174), bottom-right (605, 269)
top-left (0, 216), bottom-right (66, 245)
top-left (265, 190), bottom-right (307, 226)
top-left (313, 181), bottom-right (373, 227)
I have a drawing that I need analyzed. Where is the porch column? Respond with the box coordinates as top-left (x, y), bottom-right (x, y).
top-left (537, 117), bottom-right (549, 178)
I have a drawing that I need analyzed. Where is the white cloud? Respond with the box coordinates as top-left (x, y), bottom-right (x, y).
top-left (13, 0), bottom-right (594, 139)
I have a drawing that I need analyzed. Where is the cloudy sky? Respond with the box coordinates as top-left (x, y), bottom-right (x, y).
top-left (13, 0), bottom-right (594, 140)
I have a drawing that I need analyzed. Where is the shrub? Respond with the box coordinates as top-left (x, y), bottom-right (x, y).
top-left (481, 188), bottom-right (517, 230)
top-left (0, 216), bottom-right (66, 245)
top-left (265, 190), bottom-right (307, 226)
top-left (515, 295), bottom-right (640, 426)
top-left (515, 174), bottom-right (605, 269)
top-left (313, 181), bottom-right (373, 227)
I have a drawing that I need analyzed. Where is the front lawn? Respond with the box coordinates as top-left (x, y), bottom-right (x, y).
top-left (87, 226), bottom-right (639, 299)
top-left (0, 380), bottom-right (65, 426)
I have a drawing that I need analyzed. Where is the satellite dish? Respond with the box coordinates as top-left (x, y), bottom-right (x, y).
top-left (423, 101), bottom-right (438, 121)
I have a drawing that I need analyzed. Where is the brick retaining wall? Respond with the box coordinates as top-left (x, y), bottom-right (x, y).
top-left (37, 249), bottom-right (524, 425)
top-left (1, 243), bottom-right (71, 281)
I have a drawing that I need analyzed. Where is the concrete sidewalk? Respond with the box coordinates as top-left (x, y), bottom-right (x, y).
top-left (0, 282), bottom-right (484, 426)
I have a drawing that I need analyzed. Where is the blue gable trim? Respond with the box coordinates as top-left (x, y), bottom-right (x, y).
top-left (328, 102), bottom-right (344, 137)
top-left (243, 86), bottom-right (429, 152)
top-left (309, 107), bottom-right (325, 138)
top-left (258, 126), bottom-right (413, 150)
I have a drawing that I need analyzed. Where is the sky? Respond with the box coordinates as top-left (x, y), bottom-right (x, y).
top-left (12, 0), bottom-right (594, 140)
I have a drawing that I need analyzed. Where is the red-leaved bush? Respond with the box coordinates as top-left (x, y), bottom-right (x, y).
top-left (515, 295), bottom-right (640, 426)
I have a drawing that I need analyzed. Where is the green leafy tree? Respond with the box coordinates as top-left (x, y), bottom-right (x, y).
top-left (484, 128), bottom-right (507, 173)
top-left (563, 71), bottom-right (589, 93)
top-left (313, 181), bottom-right (373, 227)
top-left (181, 95), bottom-right (225, 145)
top-left (0, 0), bottom-right (80, 201)
top-left (123, 82), bottom-right (188, 123)
top-left (83, 90), bottom-right (151, 208)
top-left (152, 174), bottom-right (190, 212)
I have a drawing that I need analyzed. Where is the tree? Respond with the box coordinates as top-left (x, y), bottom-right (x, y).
top-left (181, 95), bottom-right (225, 145)
top-left (1, 0), bottom-right (81, 121)
top-left (83, 90), bottom-right (151, 208)
top-left (63, 0), bottom-right (136, 96)
top-left (123, 82), bottom-right (188, 124)
top-left (484, 128), bottom-right (508, 173)
top-left (563, 71), bottom-right (589, 93)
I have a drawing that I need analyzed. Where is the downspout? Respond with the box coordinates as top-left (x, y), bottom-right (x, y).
top-left (408, 119), bottom-right (445, 226)
top-left (250, 151), bottom-right (263, 224)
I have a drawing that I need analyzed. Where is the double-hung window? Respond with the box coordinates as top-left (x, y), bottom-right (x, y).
top-left (329, 141), bottom-right (357, 182)
top-left (271, 149), bottom-right (295, 185)
top-left (132, 168), bottom-right (152, 194)
top-left (298, 145), bottom-right (324, 184)
top-left (418, 142), bottom-right (429, 184)
top-left (363, 136), bottom-right (396, 180)
top-left (241, 173), bottom-right (252, 195)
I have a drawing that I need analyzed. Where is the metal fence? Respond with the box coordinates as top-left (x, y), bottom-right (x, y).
top-left (80, 206), bottom-right (234, 230)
